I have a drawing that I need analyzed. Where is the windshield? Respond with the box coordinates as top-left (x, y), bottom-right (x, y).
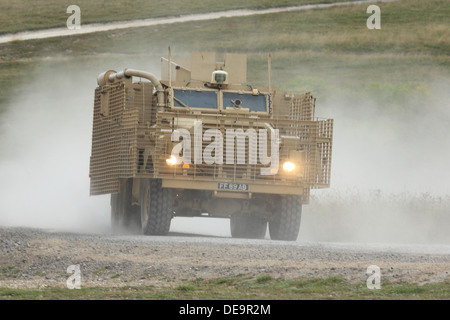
top-left (173, 89), bottom-right (218, 109)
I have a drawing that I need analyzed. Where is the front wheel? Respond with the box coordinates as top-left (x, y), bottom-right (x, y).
top-left (268, 195), bottom-right (302, 241)
top-left (140, 179), bottom-right (173, 235)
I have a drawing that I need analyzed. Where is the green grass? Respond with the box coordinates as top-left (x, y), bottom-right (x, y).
top-left (1, 265), bottom-right (21, 277)
top-left (0, 0), bottom-right (448, 116)
top-left (256, 275), bottom-right (273, 283)
top-left (0, 276), bottom-right (448, 300)
top-left (175, 284), bottom-right (197, 292)
top-left (0, 0), bottom-right (361, 34)
top-left (2, 0), bottom-right (448, 60)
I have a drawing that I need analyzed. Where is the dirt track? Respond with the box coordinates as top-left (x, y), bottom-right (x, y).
top-left (0, 226), bottom-right (448, 289)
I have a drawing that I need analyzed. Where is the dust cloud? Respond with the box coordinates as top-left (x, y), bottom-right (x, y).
top-left (300, 75), bottom-right (450, 244)
top-left (0, 56), bottom-right (166, 233)
top-left (0, 57), bottom-right (449, 244)
top-left (0, 63), bottom-right (110, 232)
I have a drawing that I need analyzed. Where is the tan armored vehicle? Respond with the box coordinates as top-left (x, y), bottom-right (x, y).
top-left (90, 51), bottom-right (333, 241)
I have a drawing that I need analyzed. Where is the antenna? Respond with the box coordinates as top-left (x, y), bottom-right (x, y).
top-left (168, 46), bottom-right (172, 87)
top-left (268, 53), bottom-right (272, 92)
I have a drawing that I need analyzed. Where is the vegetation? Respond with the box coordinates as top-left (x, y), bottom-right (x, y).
top-left (0, 276), bottom-right (448, 300)
top-left (0, 0), bottom-right (448, 115)
top-left (0, 0), bottom-right (361, 34)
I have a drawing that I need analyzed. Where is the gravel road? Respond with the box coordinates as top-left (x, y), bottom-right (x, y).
top-left (0, 226), bottom-right (448, 290)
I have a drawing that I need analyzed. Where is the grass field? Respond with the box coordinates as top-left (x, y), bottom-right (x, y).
top-left (0, 0), bottom-right (448, 115)
top-left (1, 276), bottom-right (449, 300)
top-left (0, 0), bottom-right (360, 34)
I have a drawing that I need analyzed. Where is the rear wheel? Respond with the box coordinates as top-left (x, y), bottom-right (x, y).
top-left (111, 179), bottom-right (140, 234)
top-left (268, 195), bottom-right (302, 241)
top-left (140, 179), bottom-right (173, 235)
top-left (230, 213), bottom-right (267, 239)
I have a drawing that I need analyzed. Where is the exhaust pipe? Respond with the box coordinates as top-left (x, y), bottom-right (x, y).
top-left (97, 68), bottom-right (165, 107)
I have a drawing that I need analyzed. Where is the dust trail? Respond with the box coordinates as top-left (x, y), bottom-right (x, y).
top-left (0, 0), bottom-right (397, 44)
top-left (0, 54), bottom-right (166, 233)
top-left (300, 76), bottom-right (450, 245)
top-left (0, 64), bottom-right (108, 232)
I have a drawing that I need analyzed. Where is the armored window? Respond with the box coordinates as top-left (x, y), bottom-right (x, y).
top-left (222, 92), bottom-right (268, 112)
top-left (173, 89), bottom-right (218, 109)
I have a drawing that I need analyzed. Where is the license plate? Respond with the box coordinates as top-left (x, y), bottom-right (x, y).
top-left (218, 182), bottom-right (249, 191)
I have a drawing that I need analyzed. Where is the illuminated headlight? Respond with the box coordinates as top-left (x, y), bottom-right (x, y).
top-left (282, 161), bottom-right (296, 172)
top-left (166, 155), bottom-right (178, 166)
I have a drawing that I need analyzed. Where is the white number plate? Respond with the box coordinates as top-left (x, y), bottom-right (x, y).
top-left (217, 182), bottom-right (249, 191)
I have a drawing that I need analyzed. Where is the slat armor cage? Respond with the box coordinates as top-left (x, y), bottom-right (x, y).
top-left (90, 80), bottom-right (333, 204)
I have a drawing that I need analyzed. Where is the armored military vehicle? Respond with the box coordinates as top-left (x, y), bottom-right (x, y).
top-left (90, 51), bottom-right (333, 241)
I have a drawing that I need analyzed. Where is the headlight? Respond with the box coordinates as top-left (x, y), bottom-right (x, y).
top-left (166, 155), bottom-right (178, 166)
top-left (282, 161), bottom-right (296, 172)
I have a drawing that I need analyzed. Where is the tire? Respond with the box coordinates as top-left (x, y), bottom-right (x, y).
top-left (268, 195), bottom-right (302, 241)
top-left (230, 213), bottom-right (267, 239)
top-left (140, 179), bottom-right (173, 235)
top-left (111, 179), bottom-right (141, 234)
